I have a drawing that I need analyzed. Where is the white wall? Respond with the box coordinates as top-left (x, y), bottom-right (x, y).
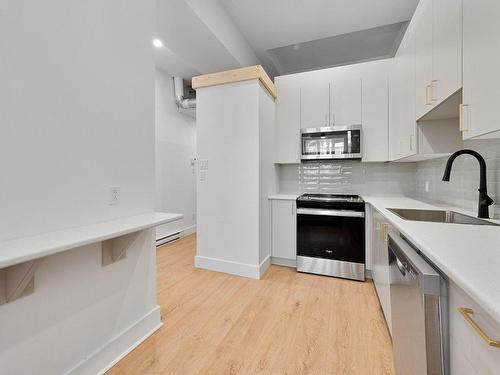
top-left (155, 69), bottom-right (197, 239)
top-left (0, 1), bottom-right (155, 241)
top-left (0, 1), bottom-right (158, 373)
top-left (195, 80), bottom-right (276, 279)
top-left (258, 88), bottom-right (278, 265)
top-left (196, 81), bottom-right (260, 270)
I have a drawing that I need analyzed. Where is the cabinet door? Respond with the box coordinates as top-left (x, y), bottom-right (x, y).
top-left (300, 77), bottom-right (329, 129)
top-left (329, 77), bottom-right (362, 127)
top-left (362, 74), bottom-right (389, 162)
top-left (389, 24), bottom-right (417, 160)
top-left (371, 209), bottom-right (392, 335)
top-left (462, 0), bottom-right (500, 139)
top-left (275, 78), bottom-right (301, 163)
top-left (271, 200), bottom-right (296, 260)
top-left (433, 0), bottom-right (462, 104)
top-left (449, 281), bottom-right (500, 374)
top-left (414, 0), bottom-right (434, 119)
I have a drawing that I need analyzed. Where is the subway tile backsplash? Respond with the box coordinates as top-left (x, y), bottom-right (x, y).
top-left (415, 138), bottom-right (500, 219)
top-left (277, 138), bottom-right (500, 219)
top-left (278, 161), bottom-right (417, 196)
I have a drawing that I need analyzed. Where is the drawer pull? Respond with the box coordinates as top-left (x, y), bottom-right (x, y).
top-left (459, 307), bottom-right (500, 348)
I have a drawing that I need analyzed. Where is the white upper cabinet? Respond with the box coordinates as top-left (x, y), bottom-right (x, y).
top-left (433, 0), bottom-right (462, 105)
top-left (390, 23), bottom-right (417, 160)
top-left (275, 77), bottom-right (301, 163)
top-left (274, 61), bottom-right (390, 163)
top-left (415, 0), bottom-right (434, 119)
top-left (300, 75), bottom-right (330, 129)
top-left (329, 76), bottom-right (362, 127)
top-left (462, 0), bottom-right (500, 139)
top-left (362, 62), bottom-right (390, 162)
top-left (414, 0), bottom-right (462, 120)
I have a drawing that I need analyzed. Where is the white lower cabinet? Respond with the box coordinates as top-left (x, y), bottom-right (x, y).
top-left (449, 281), bottom-right (500, 374)
top-left (270, 199), bottom-right (296, 266)
top-left (370, 208), bottom-right (392, 335)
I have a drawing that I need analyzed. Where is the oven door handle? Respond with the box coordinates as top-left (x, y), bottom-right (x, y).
top-left (296, 208), bottom-right (365, 218)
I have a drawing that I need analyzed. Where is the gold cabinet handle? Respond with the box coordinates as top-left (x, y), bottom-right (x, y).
top-left (430, 80), bottom-right (437, 102)
top-left (380, 223), bottom-right (389, 245)
top-left (458, 307), bottom-right (500, 348)
top-left (425, 84), bottom-right (432, 105)
top-left (384, 223), bottom-right (388, 245)
top-left (459, 104), bottom-right (468, 132)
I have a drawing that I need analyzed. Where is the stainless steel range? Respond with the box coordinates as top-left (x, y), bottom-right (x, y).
top-left (296, 194), bottom-right (365, 281)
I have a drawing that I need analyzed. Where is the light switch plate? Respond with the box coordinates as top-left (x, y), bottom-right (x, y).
top-left (199, 159), bottom-right (208, 182)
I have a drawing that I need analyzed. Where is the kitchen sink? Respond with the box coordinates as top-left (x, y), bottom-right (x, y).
top-left (387, 208), bottom-right (499, 226)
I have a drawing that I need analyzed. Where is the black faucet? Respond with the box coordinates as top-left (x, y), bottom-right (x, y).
top-left (442, 149), bottom-right (494, 219)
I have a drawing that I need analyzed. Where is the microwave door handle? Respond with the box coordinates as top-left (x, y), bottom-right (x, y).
top-left (347, 131), bottom-right (352, 154)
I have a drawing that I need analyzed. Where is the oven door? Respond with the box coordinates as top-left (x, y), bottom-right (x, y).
top-left (301, 126), bottom-right (361, 160)
top-left (296, 207), bottom-right (365, 280)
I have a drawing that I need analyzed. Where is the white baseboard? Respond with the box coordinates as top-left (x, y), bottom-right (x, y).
top-left (259, 255), bottom-right (271, 278)
top-left (271, 257), bottom-right (297, 268)
top-left (182, 225), bottom-right (196, 236)
top-left (195, 255), bottom-right (269, 280)
top-left (67, 306), bottom-right (162, 375)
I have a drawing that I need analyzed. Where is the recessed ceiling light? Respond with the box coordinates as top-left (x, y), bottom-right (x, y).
top-left (153, 38), bottom-right (163, 48)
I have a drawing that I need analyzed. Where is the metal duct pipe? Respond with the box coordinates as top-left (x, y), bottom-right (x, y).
top-left (173, 76), bottom-right (196, 109)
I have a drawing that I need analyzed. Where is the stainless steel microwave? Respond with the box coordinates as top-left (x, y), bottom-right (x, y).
top-left (301, 125), bottom-right (362, 160)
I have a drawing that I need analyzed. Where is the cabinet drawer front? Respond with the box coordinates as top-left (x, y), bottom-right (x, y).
top-left (450, 281), bottom-right (500, 374)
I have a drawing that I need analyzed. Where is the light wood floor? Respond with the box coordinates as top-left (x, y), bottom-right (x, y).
top-left (108, 234), bottom-right (394, 375)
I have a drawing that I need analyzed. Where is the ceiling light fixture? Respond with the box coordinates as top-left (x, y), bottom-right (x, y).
top-left (153, 38), bottom-right (163, 48)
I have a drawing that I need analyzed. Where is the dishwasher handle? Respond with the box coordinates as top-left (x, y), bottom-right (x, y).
top-left (388, 233), bottom-right (441, 296)
top-left (395, 257), bottom-right (407, 277)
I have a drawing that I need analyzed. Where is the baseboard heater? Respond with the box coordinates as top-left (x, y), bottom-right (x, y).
top-left (156, 231), bottom-right (182, 247)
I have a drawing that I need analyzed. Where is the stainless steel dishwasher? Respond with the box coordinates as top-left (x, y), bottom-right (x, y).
top-left (388, 231), bottom-right (448, 375)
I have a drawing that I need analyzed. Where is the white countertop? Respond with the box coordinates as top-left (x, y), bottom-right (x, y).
top-left (363, 196), bottom-right (500, 323)
top-left (270, 192), bottom-right (500, 323)
top-left (0, 212), bottom-right (183, 268)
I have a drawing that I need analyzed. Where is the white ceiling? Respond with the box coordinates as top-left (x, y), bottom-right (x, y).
top-left (155, 0), bottom-right (260, 80)
top-left (220, 0), bottom-right (419, 75)
top-left (155, 0), bottom-right (419, 80)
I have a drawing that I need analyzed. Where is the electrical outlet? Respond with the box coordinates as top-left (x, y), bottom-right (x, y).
top-left (424, 181), bottom-right (430, 193)
top-left (109, 186), bottom-right (120, 205)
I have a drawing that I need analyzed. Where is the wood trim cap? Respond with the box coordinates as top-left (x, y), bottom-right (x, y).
top-left (192, 65), bottom-right (276, 99)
